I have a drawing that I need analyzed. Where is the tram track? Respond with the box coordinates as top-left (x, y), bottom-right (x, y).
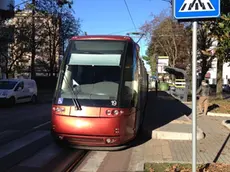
top-left (1, 131), bottom-right (90, 172)
top-left (0, 102), bottom-right (91, 172)
top-left (59, 150), bottom-right (89, 172)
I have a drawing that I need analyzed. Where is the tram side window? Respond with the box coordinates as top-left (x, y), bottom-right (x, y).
top-left (122, 42), bottom-right (136, 107)
top-left (124, 42), bottom-right (133, 82)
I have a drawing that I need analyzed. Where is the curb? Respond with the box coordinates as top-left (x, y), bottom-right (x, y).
top-left (222, 120), bottom-right (230, 130)
top-left (182, 101), bottom-right (192, 105)
top-left (207, 112), bottom-right (230, 117)
top-left (152, 127), bottom-right (205, 141)
top-left (151, 115), bottom-right (205, 141)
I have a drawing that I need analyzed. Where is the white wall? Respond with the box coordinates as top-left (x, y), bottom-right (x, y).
top-left (158, 57), bottom-right (169, 74)
top-left (207, 58), bottom-right (230, 85)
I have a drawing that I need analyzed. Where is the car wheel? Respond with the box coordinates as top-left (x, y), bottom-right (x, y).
top-left (31, 95), bottom-right (37, 104)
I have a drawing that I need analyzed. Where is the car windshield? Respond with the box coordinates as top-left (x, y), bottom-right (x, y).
top-left (0, 81), bottom-right (17, 90)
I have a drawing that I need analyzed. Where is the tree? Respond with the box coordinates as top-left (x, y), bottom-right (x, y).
top-left (18, 0), bottom-right (81, 77)
top-left (208, 14), bottom-right (230, 96)
top-left (33, 0), bottom-right (81, 76)
top-left (142, 55), bottom-right (156, 75)
top-left (162, 0), bottom-right (172, 6)
top-left (5, 10), bottom-right (48, 78)
top-left (56, 0), bottom-right (73, 8)
top-left (195, 22), bottom-right (216, 85)
top-left (160, 0), bottom-right (215, 86)
top-left (161, 0), bottom-right (230, 96)
top-left (0, 21), bottom-right (14, 78)
top-left (140, 11), bottom-right (191, 70)
top-left (200, 0), bottom-right (230, 96)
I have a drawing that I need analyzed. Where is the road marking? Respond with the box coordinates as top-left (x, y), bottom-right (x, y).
top-left (0, 130), bottom-right (19, 140)
top-left (0, 131), bottom-right (49, 159)
top-left (76, 151), bottom-right (108, 172)
top-left (33, 121), bottom-right (51, 130)
top-left (19, 143), bottom-right (62, 167)
top-left (0, 130), bottom-right (19, 137)
top-left (179, 0), bottom-right (215, 12)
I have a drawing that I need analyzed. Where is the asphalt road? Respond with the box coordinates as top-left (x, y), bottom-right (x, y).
top-left (0, 103), bottom-right (51, 131)
top-left (0, 103), bottom-right (86, 172)
top-left (0, 91), bottom-right (189, 172)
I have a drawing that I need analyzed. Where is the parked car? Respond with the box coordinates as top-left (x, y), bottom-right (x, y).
top-left (223, 84), bottom-right (230, 93)
top-left (0, 78), bottom-right (37, 106)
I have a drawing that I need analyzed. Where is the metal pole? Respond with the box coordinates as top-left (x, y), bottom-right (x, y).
top-left (192, 21), bottom-right (198, 172)
top-left (155, 54), bottom-right (158, 96)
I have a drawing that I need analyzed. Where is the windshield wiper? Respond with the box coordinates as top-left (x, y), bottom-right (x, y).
top-left (61, 70), bottom-right (82, 110)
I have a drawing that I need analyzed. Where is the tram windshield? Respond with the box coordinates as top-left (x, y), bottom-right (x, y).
top-left (57, 40), bottom-right (126, 107)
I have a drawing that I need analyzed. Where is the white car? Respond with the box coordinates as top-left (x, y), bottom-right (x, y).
top-left (0, 78), bottom-right (38, 106)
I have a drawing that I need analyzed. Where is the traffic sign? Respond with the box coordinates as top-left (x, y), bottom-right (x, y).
top-left (174, 0), bottom-right (221, 20)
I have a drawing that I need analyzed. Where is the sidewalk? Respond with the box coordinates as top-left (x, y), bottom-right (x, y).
top-left (128, 91), bottom-right (230, 171)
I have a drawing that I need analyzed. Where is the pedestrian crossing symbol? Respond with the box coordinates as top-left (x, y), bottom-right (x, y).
top-left (174, 0), bottom-right (220, 20)
top-left (179, 0), bottom-right (215, 12)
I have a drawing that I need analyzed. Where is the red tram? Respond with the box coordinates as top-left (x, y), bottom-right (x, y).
top-left (51, 35), bottom-right (148, 150)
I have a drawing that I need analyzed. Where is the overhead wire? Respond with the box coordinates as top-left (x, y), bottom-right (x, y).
top-left (123, 0), bottom-right (137, 32)
top-left (123, 0), bottom-right (147, 58)
top-left (108, 28), bottom-right (136, 35)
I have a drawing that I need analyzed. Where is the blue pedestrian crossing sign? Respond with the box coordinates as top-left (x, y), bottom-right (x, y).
top-left (174, 0), bottom-right (221, 20)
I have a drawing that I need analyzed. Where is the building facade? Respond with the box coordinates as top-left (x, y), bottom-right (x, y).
top-left (5, 9), bottom-right (62, 78)
top-left (205, 59), bottom-right (230, 85)
top-left (0, 0), bottom-right (14, 79)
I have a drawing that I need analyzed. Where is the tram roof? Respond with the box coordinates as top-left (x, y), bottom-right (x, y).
top-left (71, 35), bottom-right (134, 41)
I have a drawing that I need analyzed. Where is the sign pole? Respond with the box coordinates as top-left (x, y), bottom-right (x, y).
top-left (155, 54), bottom-right (158, 96)
top-left (174, 1), bottom-right (220, 172)
top-left (192, 20), bottom-right (198, 172)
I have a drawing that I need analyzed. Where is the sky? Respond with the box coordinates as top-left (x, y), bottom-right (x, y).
top-left (14, 0), bottom-right (170, 71)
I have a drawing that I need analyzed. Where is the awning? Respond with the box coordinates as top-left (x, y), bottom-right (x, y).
top-left (164, 66), bottom-right (187, 80)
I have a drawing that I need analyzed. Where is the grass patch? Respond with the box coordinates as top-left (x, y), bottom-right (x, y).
top-left (144, 162), bottom-right (230, 172)
top-left (209, 99), bottom-right (230, 114)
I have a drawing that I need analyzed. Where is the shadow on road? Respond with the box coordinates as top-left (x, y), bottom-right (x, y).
top-left (131, 91), bottom-right (192, 148)
top-left (0, 102), bottom-right (35, 109)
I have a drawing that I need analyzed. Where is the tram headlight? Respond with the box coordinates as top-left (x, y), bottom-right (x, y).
top-left (105, 109), bottom-right (125, 116)
top-left (104, 109), bottom-right (126, 117)
top-left (113, 110), bottom-right (119, 116)
top-left (106, 110), bottom-right (112, 115)
top-left (105, 138), bottom-right (117, 144)
top-left (53, 107), bottom-right (65, 112)
top-left (52, 106), bottom-right (69, 116)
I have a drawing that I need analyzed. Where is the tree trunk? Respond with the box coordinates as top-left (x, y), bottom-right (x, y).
top-left (49, 35), bottom-right (53, 76)
top-left (150, 55), bottom-right (156, 76)
top-left (51, 34), bottom-right (57, 77)
top-left (30, 0), bottom-right (36, 79)
top-left (216, 58), bottom-right (223, 98)
top-left (5, 61), bottom-right (8, 79)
